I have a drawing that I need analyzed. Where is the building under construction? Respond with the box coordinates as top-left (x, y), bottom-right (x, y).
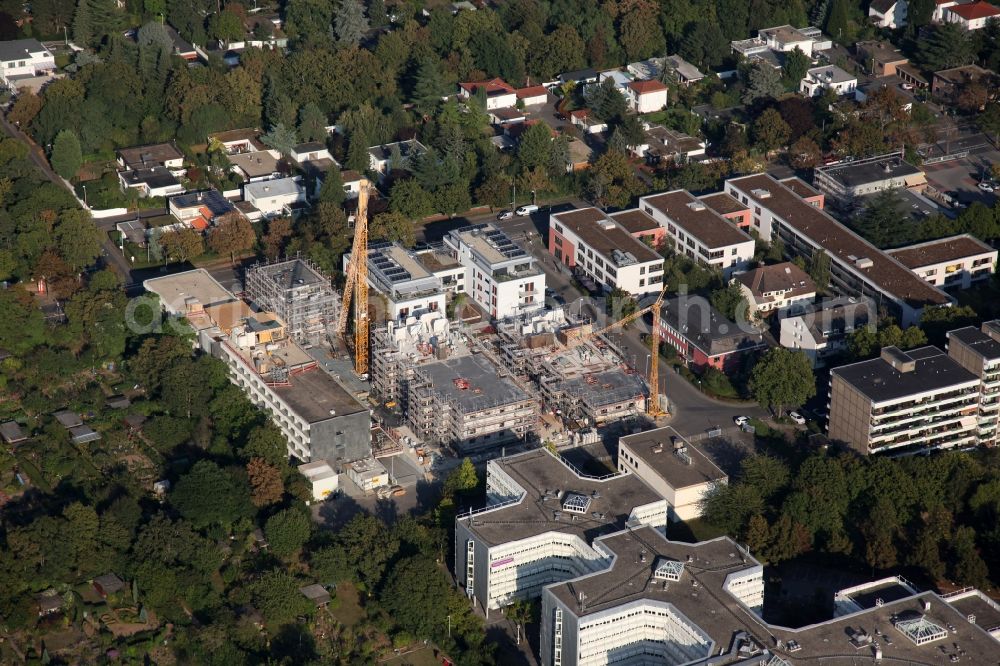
top-left (497, 308), bottom-right (647, 426)
top-left (244, 257), bottom-right (339, 343)
top-left (370, 312), bottom-right (537, 452)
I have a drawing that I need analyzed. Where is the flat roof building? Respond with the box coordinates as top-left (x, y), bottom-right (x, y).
top-left (445, 223), bottom-right (545, 320)
top-left (813, 152), bottom-right (926, 207)
top-left (800, 64), bottom-right (858, 97)
top-left (116, 142), bottom-right (184, 171)
top-left (829, 345), bottom-right (980, 454)
top-left (640, 190), bottom-right (755, 278)
top-left (617, 427), bottom-right (728, 521)
top-left (455, 448), bottom-right (667, 611)
top-left (549, 208), bottom-right (665, 296)
top-left (947, 321), bottom-right (1000, 446)
top-left (887, 234), bottom-right (997, 291)
top-left (144, 269), bottom-right (370, 465)
top-left (726, 173), bottom-right (950, 326)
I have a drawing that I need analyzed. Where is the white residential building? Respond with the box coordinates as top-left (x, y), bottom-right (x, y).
top-left (118, 167), bottom-right (185, 199)
top-left (548, 208), bottom-right (665, 296)
top-left (617, 427), bottom-right (728, 522)
top-left (800, 64), bottom-right (858, 97)
top-left (458, 78), bottom-right (517, 110)
top-left (828, 345), bottom-right (980, 454)
top-left (869, 0), bottom-right (908, 28)
top-left (0, 39), bottom-right (56, 88)
top-left (367, 139), bottom-right (427, 175)
top-left (780, 297), bottom-right (874, 367)
top-left (888, 234), bottom-right (997, 290)
top-left (735, 262), bottom-right (817, 317)
top-left (454, 449), bottom-right (667, 611)
top-left (640, 190), bottom-right (755, 278)
top-left (289, 142), bottom-right (334, 165)
top-left (444, 223), bottom-right (545, 320)
top-left (243, 177), bottom-right (306, 219)
top-left (945, 0), bottom-right (1000, 29)
top-left (625, 79), bottom-right (669, 114)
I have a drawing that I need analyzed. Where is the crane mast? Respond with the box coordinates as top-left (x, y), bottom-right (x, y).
top-left (337, 181), bottom-right (370, 377)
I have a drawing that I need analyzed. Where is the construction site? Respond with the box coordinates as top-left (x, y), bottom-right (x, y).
top-left (244, 257), bottom-right (339, 344)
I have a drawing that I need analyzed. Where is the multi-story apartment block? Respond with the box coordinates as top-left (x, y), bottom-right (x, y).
top-left (640, 190), bottom-right (755, 278)
top-left (548, 208), bottom-right (665, 297)
top-left (244, 258), bottom-right (339, 343)
top-left (144, 270), bottom-right (371, 465)
top-left (345, 241), bottom-right (448, 323)
top-left (617, 427), bottom-right (728, 522)
top-left (445, 224), bottom-right (545, 320)
top-left (888, 234), bottom-right (997, 290)
top-left (947, 321), bottom-right (1000, 446)
top-left (726, 173), bottom-right (951, 326)
top-left (828, 346), bottom-right (980, 454)
top-left (455, 449), bottom-right (667, 612)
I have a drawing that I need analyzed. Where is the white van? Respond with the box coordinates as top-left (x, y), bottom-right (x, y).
top-left (515, 205), bottom-right (539, 216)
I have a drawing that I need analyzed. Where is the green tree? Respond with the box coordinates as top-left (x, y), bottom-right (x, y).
top-left (588, 78), bottom-right (628, 122)
top-left (264, 508), bottom-right (312, 559)
top-left (742, 63), bottom-right (784, 105)
top-left (745, 514), bottom-right (771, 554)
top-left (411, 56), bottom-right (446, 114)
top-left (749, 347), bottom-right (816, 414)
top-left (701, 483), bottom-right (765, 535)
top-left (55, 208), bottom-right (101, 271)
top-left (517, 122), bottom-right (553, 172)
top-left (208, 212), bottom-right (256, 265)
top-left (919, 22), bottom-right (975, 70)
top-left (160, 227), bottom-right (204, 263)
top-left (782, 47), bottom-right (810, 87)
top-left (949, 526), bottom-right (989, 588)
top-left (249, 569), bottom-right (315, 624)
top-left (606, 287), bottom-right (638, 323)
top-left (318, 169), bottom-right (346, 206)
top-left (337, 514), bottom-right (398, 592)
top-left (297, 102), bottom-right (328, 143)
top-left (208, 9), bottom-right (243, 42)
top-left (369, 211), bottom-right (416, 246)
top-left (710, 283), bottom-right (749, 321)
top-left (345, 131), bottom-right (370, 173)
top-left (752, 108), bottom-right (791, 154)
top-left (824, 0), bottom-right (850, 42)
top-left (920, 305), bottom-right (978, 347)
top-left (389, 178), bottom-right (436, 220)
top-left (334, 0), bottom-right (369, 46)
top-left (679, 22), bottom-right (729, 69)
top-left (586, 150), bottom-right (643, 209)
top-left (50, 130), bottom-right (82, 180)
top-left (807, 249), bottom-right (831, 290)
top-left (854, 189), bottom-right (908, 248)
top-left (247, 457), bottom-right (284, 507)
top-left (261, 123), bottom-right (298, 157)
top-left (740, 455), bottom-right (791, 504)
top-left (381, 554), bottom-right (481, 644)
top-left (443, 458), bottom-right (479, 500)
top-left (170, 461), bottom-right (254, 529)
top-left (74, 0), bottom-right (123, 48)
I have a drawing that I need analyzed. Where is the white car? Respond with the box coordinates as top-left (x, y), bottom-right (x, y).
top-left (515, 204), bottom-right (539, 216)
top-left (733, 415), bottom-right (750, 427)
top-left (978, 182), bottom-right (994, 193)
top-left (496, 209), bottom-right (514, 220)
top-left (789, 411), bottom-right (806, 425)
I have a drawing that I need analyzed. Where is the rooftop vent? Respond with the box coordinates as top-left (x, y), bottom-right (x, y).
top-left (686, 201), bottom-right (706, 212)
top-left (855, 257), bottom-right (874, 269)
top-left (751, 188), bottom-right (771, 199)
top-left (881, 346), bottom-right (916, 373)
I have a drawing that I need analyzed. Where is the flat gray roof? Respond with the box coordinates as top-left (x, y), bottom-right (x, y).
top-left (416, 355), bottom-right (530, 413)
top-left (144, 269), bottom-right (237, 314)
top-left (244, 177), bottom-right (303, 198)
top-left (459, 449), bottom-right (663, 547)
top-left (619, 427), bottom-right (728, 489)
top-left (272, 367), bottom-right (367, 423)
top-left (642, 190), bottom-right (751, 249)
top-left (948, 323), bottom-right (1000, 362)
top-left (888, 234), bottom-right (995, 268)
top-left (832, 346), bottom-right (978, 403)
top-left (816, 154), bottom-right (922, 189)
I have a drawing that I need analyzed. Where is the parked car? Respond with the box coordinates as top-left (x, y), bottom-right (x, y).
top-left (496, 209), bottom-right (514, 220)
top-left (978, 182), bottom-right (994, 193)
top-left (789, 411), bottom-right (806, 425)
top-left (733, 415), bottom-right (750, 427)
top-left (515, 204), bottom-right (539, 216)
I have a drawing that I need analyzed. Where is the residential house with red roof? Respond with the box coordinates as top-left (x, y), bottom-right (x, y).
top-left (457, 78), bottom-right (517, 110)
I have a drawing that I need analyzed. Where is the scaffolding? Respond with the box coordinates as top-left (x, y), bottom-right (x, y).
top-left (244, 256), bottom-right (339, 344)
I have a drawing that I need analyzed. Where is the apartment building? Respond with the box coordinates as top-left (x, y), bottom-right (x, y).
top-left (813, 153), bottom-right (925, 208)
top-left (244, 258), bottom-right (339, 343)
top-left (408, 354), bottom-right (536, 452)
top-left (780, 296), bottom-right (875, 367)
top-left (445, 224), bottom-right (546, 320)
top-left (735, 262), bottom-right (816, 317)
top-left (658, 296), bottom-right (766, 371)
top-left (344, 241), bottom-right (452, 322)
top-left (698, 191), bottom-right (752, 230)
top-left (828, 346), bottom-right (980, 454)
top-left (144, 270), bottom-right (371, 464)
top-left (947, 321), bottom-right (1000, 446)
top-left (640, 190), bottom-right (755, 278)
top-left (888, 234), bottom-right (997, 290)
top-left (549, 208), bottom-right (665, 296)
top-left (726, 173), bottom-right (951, 326)
top-left (454, 448), bottom-right (668, 612)
top-left (617, 427), bottom-right (728, 522)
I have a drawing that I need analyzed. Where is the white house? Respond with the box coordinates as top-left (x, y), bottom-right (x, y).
top-left (444, 223), bottom-right (546, 320)
top-left (869, 0), bottom-right (908, 28)
top-left (515, 85), bottom-right (548, 106)
top-left (118, 167), bottom-right (185, 199)
top-left (0, 39), bottom-right (55, 88)
top-left (457, 78), bottom-right (517, 110)
top-left (780, 297), bottom-right (874, 367)
top-left (243, 177), bottom-right (307, 219)
top-left (945, 0), bottom-right (1000, 29)
top-left (117, 143), bottom-right (185, 174)
top-left (625, 79), bottom-right (668, 114)
top-left (289, 142), bottom-right (335, 165)
top-left (800, 64), bottom-right (858, 97)
top-left (367, 139), bottom-right (427, 176)
top-left (734, 262), bottom-right (816, 317)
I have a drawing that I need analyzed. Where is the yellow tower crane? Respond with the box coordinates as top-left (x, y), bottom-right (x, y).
top-left (337, 181), bottom-right (370, 377)
top-left (560, 287), bottom-right (668, 418)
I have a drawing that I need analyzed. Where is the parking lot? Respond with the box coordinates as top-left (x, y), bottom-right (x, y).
top-left (921, 143), bottom-right (999, 208)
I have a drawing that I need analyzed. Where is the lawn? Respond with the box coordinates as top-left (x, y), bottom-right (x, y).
top-left (381, 646), bottom-right (442, 666)
top-left (328, 582), bottom-right (364, 628)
